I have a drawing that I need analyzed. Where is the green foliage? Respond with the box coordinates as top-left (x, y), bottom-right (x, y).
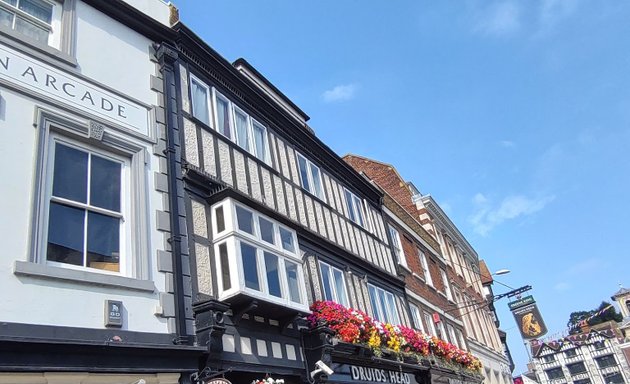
top-left (567, 301), bottom-right (623, 334)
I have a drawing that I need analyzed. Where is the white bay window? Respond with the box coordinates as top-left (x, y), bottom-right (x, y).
top-left (212, 198), bottom-right (307, 312)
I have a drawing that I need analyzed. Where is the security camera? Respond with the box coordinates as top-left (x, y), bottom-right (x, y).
top-left (310, 360), bottom-right (334, 379)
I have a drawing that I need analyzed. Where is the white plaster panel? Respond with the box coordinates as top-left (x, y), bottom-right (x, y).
top-left (307, 256), bottom-right (321, 301)
top-left (191, 200), bottom-right (208, 238)
top-left (304, 196), bottom-right (317, 233)
top-left (260, 168), bottom-right (275, 209)
top-left (313, 202), bottom-right (326, 237)
top-left (223, 334), bottom-right (235, 353)
top-left (273, 174), bottom-right (287, 216)
top-left (248, 159), bottom-right (262, 202)
top-left (331, 214), bottom-right (345, 249)
top-left (286, 344), bottom-right (297, 360)
top-left (294, 189), bottom-right (308, 227)
top-left (286, 145), bottom-right (300, 185)
top-left (271, 342), bottom-right (282, 358)
top-left (195, 243), bottom-right (212, 296)
top-left (217, 140), bottom-right (233, 186)
top-left (322, 174), bottom-right (337, 212)
top-left (256, 339), bottom-right (268, 357)
top-left (201, 130), bottom-right (217, 177)
top-left (179, 64), bottom-right (190, 114)
top-left (323, 209), bottom-right (336, 244)
top-left (240, 337), bottom-right (252, 355)
top-left (233, 151), bottom-right (248, 194)
top-left (284, 181), bottom-right (298, 221)
top-left (276, 139), bottom-right (291, 180)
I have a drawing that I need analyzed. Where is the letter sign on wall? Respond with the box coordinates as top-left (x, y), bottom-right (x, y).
top-left (105, 300), bottom-right (123, 328)
top-left (0, 45), bottom-right (150, 136)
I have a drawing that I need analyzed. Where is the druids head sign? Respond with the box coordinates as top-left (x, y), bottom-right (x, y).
top-left (327, 364), bottom-right (418, 384)
top-left (511, 297), bottom-right (548, 340)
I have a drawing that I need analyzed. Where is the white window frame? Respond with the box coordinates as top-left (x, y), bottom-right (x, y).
top-left (0, 0), bottom-right (63, 49)
top-left (43, 134), bottom-right (131, 276)
top-left (344, 188), bottom-right (366, 228)
top-left (440, 268), bottom-right (453, 301)
top-left (190, 74), bottom-right (212, 127)
top-left (296, 152), bottom-right (325, 201)
top-left (409, 303), bottom-right (425, 333)
top-left (447, 324), bottom-right (458, 347)
top-left (424, 311), bottom-right (436, 336)
top-left (25, 111), bottom-right (152, 288)
top-left (457, 329), bottom-right (467, 350)
top-left (318, 261), bottom-right (349, 307)
top-left (419, 250), bottom-right (433, 287)
top-left (212, 88), bottom-right (234, 141)
top-left (367, 284), bottom-right (401, 325)
top-left (211, 198), bottom-right (308, 312)
top-left (388, 224), bottom-right (407, 268)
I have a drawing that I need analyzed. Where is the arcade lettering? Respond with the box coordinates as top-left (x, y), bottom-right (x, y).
top-left (0, 45), bottom-right (149, 135)
top-left (0, 57), bottom-right (126, 118)
top-left (350, 366), bottom-right (411, 384)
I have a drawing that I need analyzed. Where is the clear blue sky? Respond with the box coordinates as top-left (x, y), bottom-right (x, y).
top-left (174, 0), bottom-right (630, 375)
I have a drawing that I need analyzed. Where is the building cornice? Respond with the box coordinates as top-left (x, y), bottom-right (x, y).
top-left (382, 195), bottom-right (442, 255)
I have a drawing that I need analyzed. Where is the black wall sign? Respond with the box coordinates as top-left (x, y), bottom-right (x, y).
top-left (328, 364), bottom-right (418, 384)
top-left (105, 300), bottom-right (123, 328)
top-left (511, 300), bottom-right (547, 340)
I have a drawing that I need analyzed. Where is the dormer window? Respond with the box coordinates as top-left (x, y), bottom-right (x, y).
top-left (211, 198), bottom-right (308, 312)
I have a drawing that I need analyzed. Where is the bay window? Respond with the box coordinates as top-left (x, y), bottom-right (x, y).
top-left (319, 261), bottom-right (349, 307)
top-left (212, 198), bottom-right (307, 312)
top-left (367, 284), bottom-right (400, 325)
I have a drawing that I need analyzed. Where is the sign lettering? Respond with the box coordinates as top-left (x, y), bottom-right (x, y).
top-left (0, 45), bottom-right (149, 135)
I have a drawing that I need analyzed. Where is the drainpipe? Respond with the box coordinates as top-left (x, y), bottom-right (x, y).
top-left (157, 42), bottom-right (192, 345)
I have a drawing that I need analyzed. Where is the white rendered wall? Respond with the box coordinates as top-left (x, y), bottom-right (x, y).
top-left (0, 1), bottom-right (169, 334)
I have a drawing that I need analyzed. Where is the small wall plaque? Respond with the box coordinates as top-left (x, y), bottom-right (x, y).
top-left (105, 300), bottom-right (123, 328)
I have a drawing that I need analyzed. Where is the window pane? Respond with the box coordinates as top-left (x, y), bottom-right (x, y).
top-left (279, 227), bottom-right (295, 252)
top-left (90, 155), bottom-right (121, 212)
top-left (385, 292), bottom-right (400, 324)
top-left (240, 242), bottom-right (259, 291)
top-left (252, 122), bottom-right (267, 161)
top-left (219, 242), bottom-right (231, 291)
top-left (259, 217), bottom-right (274, 245)
top-left (86, 212), bottom-right (120, 272)
top-left (297, 155), bottom-right (310, 192)
top-left (47, 202), bottom-right (84, 266)
top-left (216, 97), bottom-right (231, 138)
top-left (285, 261), bottom-right (301, 304)
top-left (191, 80), bottom-right (209, 125)
top-left (15, 17), bottom-right (48, 42)
top-left (1, 0), bottom-right (18, 7)
top-left (264, 252), bottom-right (282, 298)
top-left (332, 268), bottom-right (348, 307)
top-left (235, 205), bottom-right (254, 235)
top-left (53, 143), bottom-right (88, 203)
top-left (344, 189), bottom-right (357, 222)
top-left (18, 0), bottom-right (52, 23)
top-left (368, 285), bottom-right (381, 321)
top-left (0, 8), bottom-right (13, 28)
top-left (215, 206), bottom-right (225, 233)
top-left (353, 196), bottom-right (365, 226)
top-left (320, 263), bottom-right (333, 301)
top-left (234, 109), bottom-right (250, 151)
top-left (309, 164), bottom-right (323, 199)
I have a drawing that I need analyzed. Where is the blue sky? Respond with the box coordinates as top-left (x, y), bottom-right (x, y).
top-left (175, 0), bottom-right (630, 374)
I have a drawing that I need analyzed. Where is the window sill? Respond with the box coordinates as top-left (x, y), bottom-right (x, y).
top-left (14, 261), bottom-right (155, 292)
top-left (411, 272), bottom-right (426, 283)
top-left (398, 263), bottom-right (412, 274)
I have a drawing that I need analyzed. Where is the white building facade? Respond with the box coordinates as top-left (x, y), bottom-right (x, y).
top-left (0, 1), bottom-right (203, 383)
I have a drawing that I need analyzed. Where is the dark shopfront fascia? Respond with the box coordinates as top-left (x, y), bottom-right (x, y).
top-left (302, 327), bottom-right (482, 384)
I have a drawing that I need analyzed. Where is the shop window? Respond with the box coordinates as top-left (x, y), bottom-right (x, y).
top-left (212, 198), bottom-right (307, 312)
top-left (319, 261), bottom-right (349, 307)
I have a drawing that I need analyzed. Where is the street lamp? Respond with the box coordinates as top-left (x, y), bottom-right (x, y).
top-left (493, 269), bottom-right (511, 276)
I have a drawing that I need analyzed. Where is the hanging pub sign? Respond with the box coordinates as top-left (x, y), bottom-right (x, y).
top-left (510, 297), bottom-right (547, 340)
top-left (327, 364), bottom-right (419, 384)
